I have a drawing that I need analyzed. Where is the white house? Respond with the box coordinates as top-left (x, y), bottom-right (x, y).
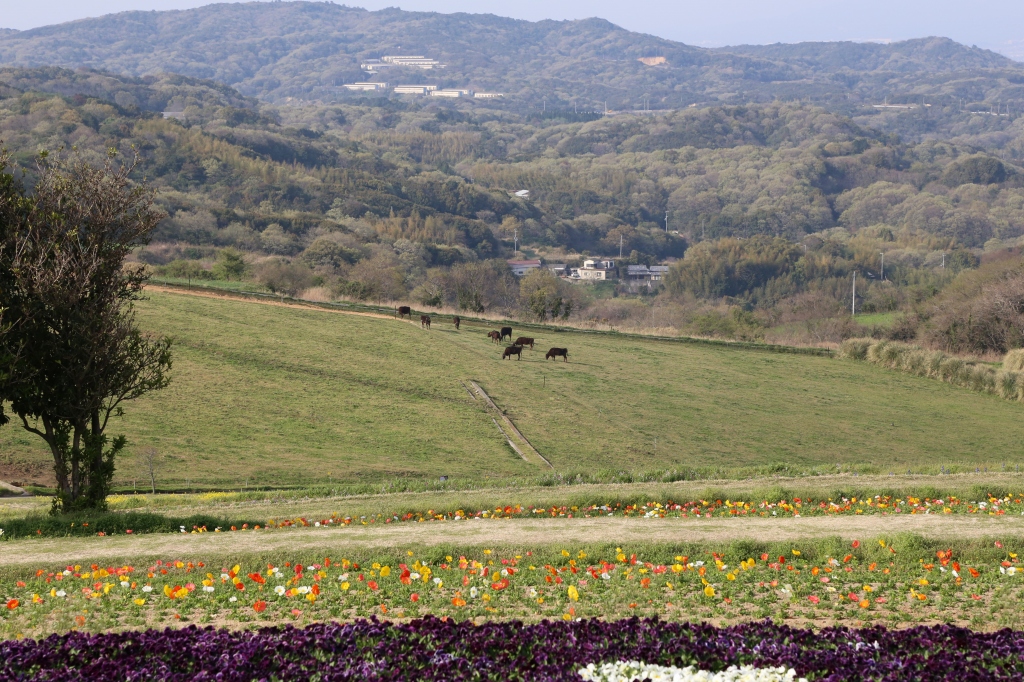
top-left (343, 82), bottom-right (388, 91)
top-left (578, 259), bottom-right (616, 280)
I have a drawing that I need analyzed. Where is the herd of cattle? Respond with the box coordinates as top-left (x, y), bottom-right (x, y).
top-left (396, 306), bottom-right (568, 362)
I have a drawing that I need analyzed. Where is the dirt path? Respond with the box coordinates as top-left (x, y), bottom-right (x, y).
top-left (3, 515), bottom-right (1024, 568)
top-left (147, 285), bottom-right (404, 323)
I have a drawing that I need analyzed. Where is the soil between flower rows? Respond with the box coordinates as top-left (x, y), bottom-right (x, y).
top-left (2, 515), bottom-right (1023, 567)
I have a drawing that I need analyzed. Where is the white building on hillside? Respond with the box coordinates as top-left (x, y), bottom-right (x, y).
top-left (343, 82), bottom-right (388, 91)
top-left (577, 259), bottom-right (616, 281)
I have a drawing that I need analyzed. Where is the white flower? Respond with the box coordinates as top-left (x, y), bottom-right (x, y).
top-left (55, 590), bottom-right (67, 598)
top-left (221, 573), bottom-right (230, 581)
top-left (527, 587), bottom-right (538, 598)
top-left (229, 596), bottom-right (237, 602)
top-left (601, 572), bottom-right (611, 580)
top-left (0, 528), bottom-right (4, 536)
top-left (470, 586), bottom-right (479, 598)
top-left (297, 586), bottom-right (310, 594)
top-left (142, 586), bottom-right (153, 593)
top-left (410, 572), bottom-right (420, 580)
top-left (120, 581), bottom-right (130, 588)
top-left (203, 586), bottom-right (215, 593)
top-left (433, 577), bottom-right (443, 586)
top-left (63, 570), bottom-right (72, 576)
top-left (577, 661), bottom-right (807, 682)
top-left (338, 573), bottom-right (349, 581)
top-left (275, 586), bottom-right (286, 596)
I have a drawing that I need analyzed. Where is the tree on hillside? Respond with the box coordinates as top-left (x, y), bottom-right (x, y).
top-left (0, 149), bottom-right (172, 513)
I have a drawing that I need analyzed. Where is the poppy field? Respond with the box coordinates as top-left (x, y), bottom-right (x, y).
top-left (2, 534), bottom-right (1024, 641)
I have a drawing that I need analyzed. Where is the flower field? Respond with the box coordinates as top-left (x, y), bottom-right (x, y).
top-left (2, 539), bottom-right (1024, 638)
top-left (3, 616), bottom-right (1024, 681)
top-left (3, 492), bottom-right (1023, 540)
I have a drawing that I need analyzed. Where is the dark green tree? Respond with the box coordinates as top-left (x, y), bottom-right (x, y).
top-left (0, 149), bottom-right (172, 513)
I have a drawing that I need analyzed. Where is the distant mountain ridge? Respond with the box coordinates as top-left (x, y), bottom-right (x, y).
top-left (0, 3), bottom-right (1021, 108)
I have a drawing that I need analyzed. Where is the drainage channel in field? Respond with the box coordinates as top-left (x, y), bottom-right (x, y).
top-left (465, 380), bottom-right (553, 470)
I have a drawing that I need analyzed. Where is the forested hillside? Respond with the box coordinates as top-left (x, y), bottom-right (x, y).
top-left (3, 47), bottom-right (1024, 350)
top-left (0, 3), bottom-right (1022, 114)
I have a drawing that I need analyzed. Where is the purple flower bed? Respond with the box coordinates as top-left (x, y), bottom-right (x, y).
top-left (2, 617), bottom-right (1022, 681)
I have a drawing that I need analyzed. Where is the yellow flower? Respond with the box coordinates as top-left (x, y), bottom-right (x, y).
top-left (133, 598), bottom-right (145, 606)
top-left (863, 585), bottom-right (874, 592)
top-left (918, 579), bottom-right (929, 586)
top-left (341, 582), bottom-right (350, 591)
top-left (305, 593), bottom-right (317, 603)
top-left (561, 550), bottom-right (570, 557)
top-left (726, 573), bottom-right (736, 581)
top-left (379, 566), bottom-right (391, 578)
top-left (568, 586), bottom-right (579, 602)
top-left (703, 585), bottom-right (716, 597)
top-left (879, 540), bottom-right (887, 548)
top-left (792, 550), bottom-right (801, 556)
top-left (666, 582), bottom-right (674, 590)
top-left (562, 612), bottom-right (572, 621)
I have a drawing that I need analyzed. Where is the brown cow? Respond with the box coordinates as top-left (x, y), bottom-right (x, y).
top-left (546, 347), bottom-right (569, 362)
top-left (500, 326), bottom-right (513, 342)
top-left (503, 345), bottom-right (523, 360)
top-left (453, 315), bottom-right (461, 330)
top-left (514, 337), bottom-right (535, 349)
top-left (420, 315), bottom-right (431, 328)
top-left (397, 306), bottom-right (411, 318)
top-left (487, 331), bottom-right (502, 343)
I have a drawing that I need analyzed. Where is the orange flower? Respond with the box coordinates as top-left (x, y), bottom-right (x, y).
top-left (248, 573), bottom-right (266, 585)
top-left (852, 540), bottom-right (861, 549)
top-left (368, 581), bottom-right (379, 591)
top-left (410, 593), bottom-right (420, 602)
top-left (6, 599), bottom-right (18, 610)
top-left (253, 600), bottom-right (267, 613)
top-left (968, 568), bottom-right (980, 578)
top-left (451, 596), bottom-right (466, 607)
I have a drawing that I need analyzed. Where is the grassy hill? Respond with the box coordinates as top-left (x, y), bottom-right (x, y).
top-left (0, 3), bottom-right (1021, 109)
top-left (2, 289), bottom-right (1022, 490)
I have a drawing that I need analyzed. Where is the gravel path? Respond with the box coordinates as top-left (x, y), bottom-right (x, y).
top-left (3, 514), bottom-right (1024, 567)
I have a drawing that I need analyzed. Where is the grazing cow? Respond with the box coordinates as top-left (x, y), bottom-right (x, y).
top-left (546, 347), bottom-right (569, 362)
top-left (503, 345), bottom-right (523, 360)
top-left (500, 326), bottom-right (513, 342)
top-left (453, 315), bottom-right (461, 330)
top-left (397, 306), bottom-right (411, 318)
top-left (513, 337), bottom-right (535, 349)
top-left (487, 331), bottom-right (502, 343)
top-left (421, 315), bottom-right (431, 328)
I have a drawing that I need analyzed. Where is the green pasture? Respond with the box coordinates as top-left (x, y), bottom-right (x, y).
top-left (1, 290), bottom-right (1023, 490)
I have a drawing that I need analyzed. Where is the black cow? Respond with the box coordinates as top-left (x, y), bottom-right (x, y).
top-left (546, 348), bottom-right (569, 362)
top-left (503, 345), bottom-right (523, 360)
top-left (397, 306), bottom-right (411, 318)
top-left (500, 326), bottom-right (513, 342)
top-left (453, 315), bottom-right (461, 330)
top-left (514, 337), bottom-right (535, 349)
top-left (421, 315), bottom-right (431, 328)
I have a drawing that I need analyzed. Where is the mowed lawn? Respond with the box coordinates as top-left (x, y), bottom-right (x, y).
top-left (2, 289), bottom-right (1022, 488)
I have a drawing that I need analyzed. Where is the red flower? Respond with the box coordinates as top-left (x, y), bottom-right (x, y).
top-left (6, 599), bottom-right (18, 610)
top-left (410, 593), bottom-right (420, 602)
top-left (248, 573), bottom-right (266, 585)
top-left (368, 581), bottom-right (379, 591)
top-left (852, 540), bottom-right (861, 549)
top-left (253, 600), bottom-right (267, 613)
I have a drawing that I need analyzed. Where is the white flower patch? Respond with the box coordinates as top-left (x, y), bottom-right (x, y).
top-left (578, 661), bottom-right (807, 682)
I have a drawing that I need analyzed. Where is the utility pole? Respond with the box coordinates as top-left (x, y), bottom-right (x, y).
top-left (665, 210), bottom-right (669, 232)
top-left (701, 220), bottom-right (705, 240)
top-left (514, 228), bottom-right (518, 257)
top-left (880, 252), bottom-right (885, 281)
top-left (941, 253), bottom-right (945, 269)
top-left (619, 234), bottom-right (623, 258)
top-left (852, 271), bottom-right (856, 317)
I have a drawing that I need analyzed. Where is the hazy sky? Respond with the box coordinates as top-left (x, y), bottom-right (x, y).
top-left (6, 0), bottom-right (1024, 59)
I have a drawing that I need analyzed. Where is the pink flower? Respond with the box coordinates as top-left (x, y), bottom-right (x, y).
top-left (808, 595), bottom-right (820, 604)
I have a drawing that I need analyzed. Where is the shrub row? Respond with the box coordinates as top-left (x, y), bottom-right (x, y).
top-left (2, 617), bottom-right (1023, 681)
top-left (839, 338), bottom-right (1024, 402)
top-left (0, 511), bottom-right (262, 541)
